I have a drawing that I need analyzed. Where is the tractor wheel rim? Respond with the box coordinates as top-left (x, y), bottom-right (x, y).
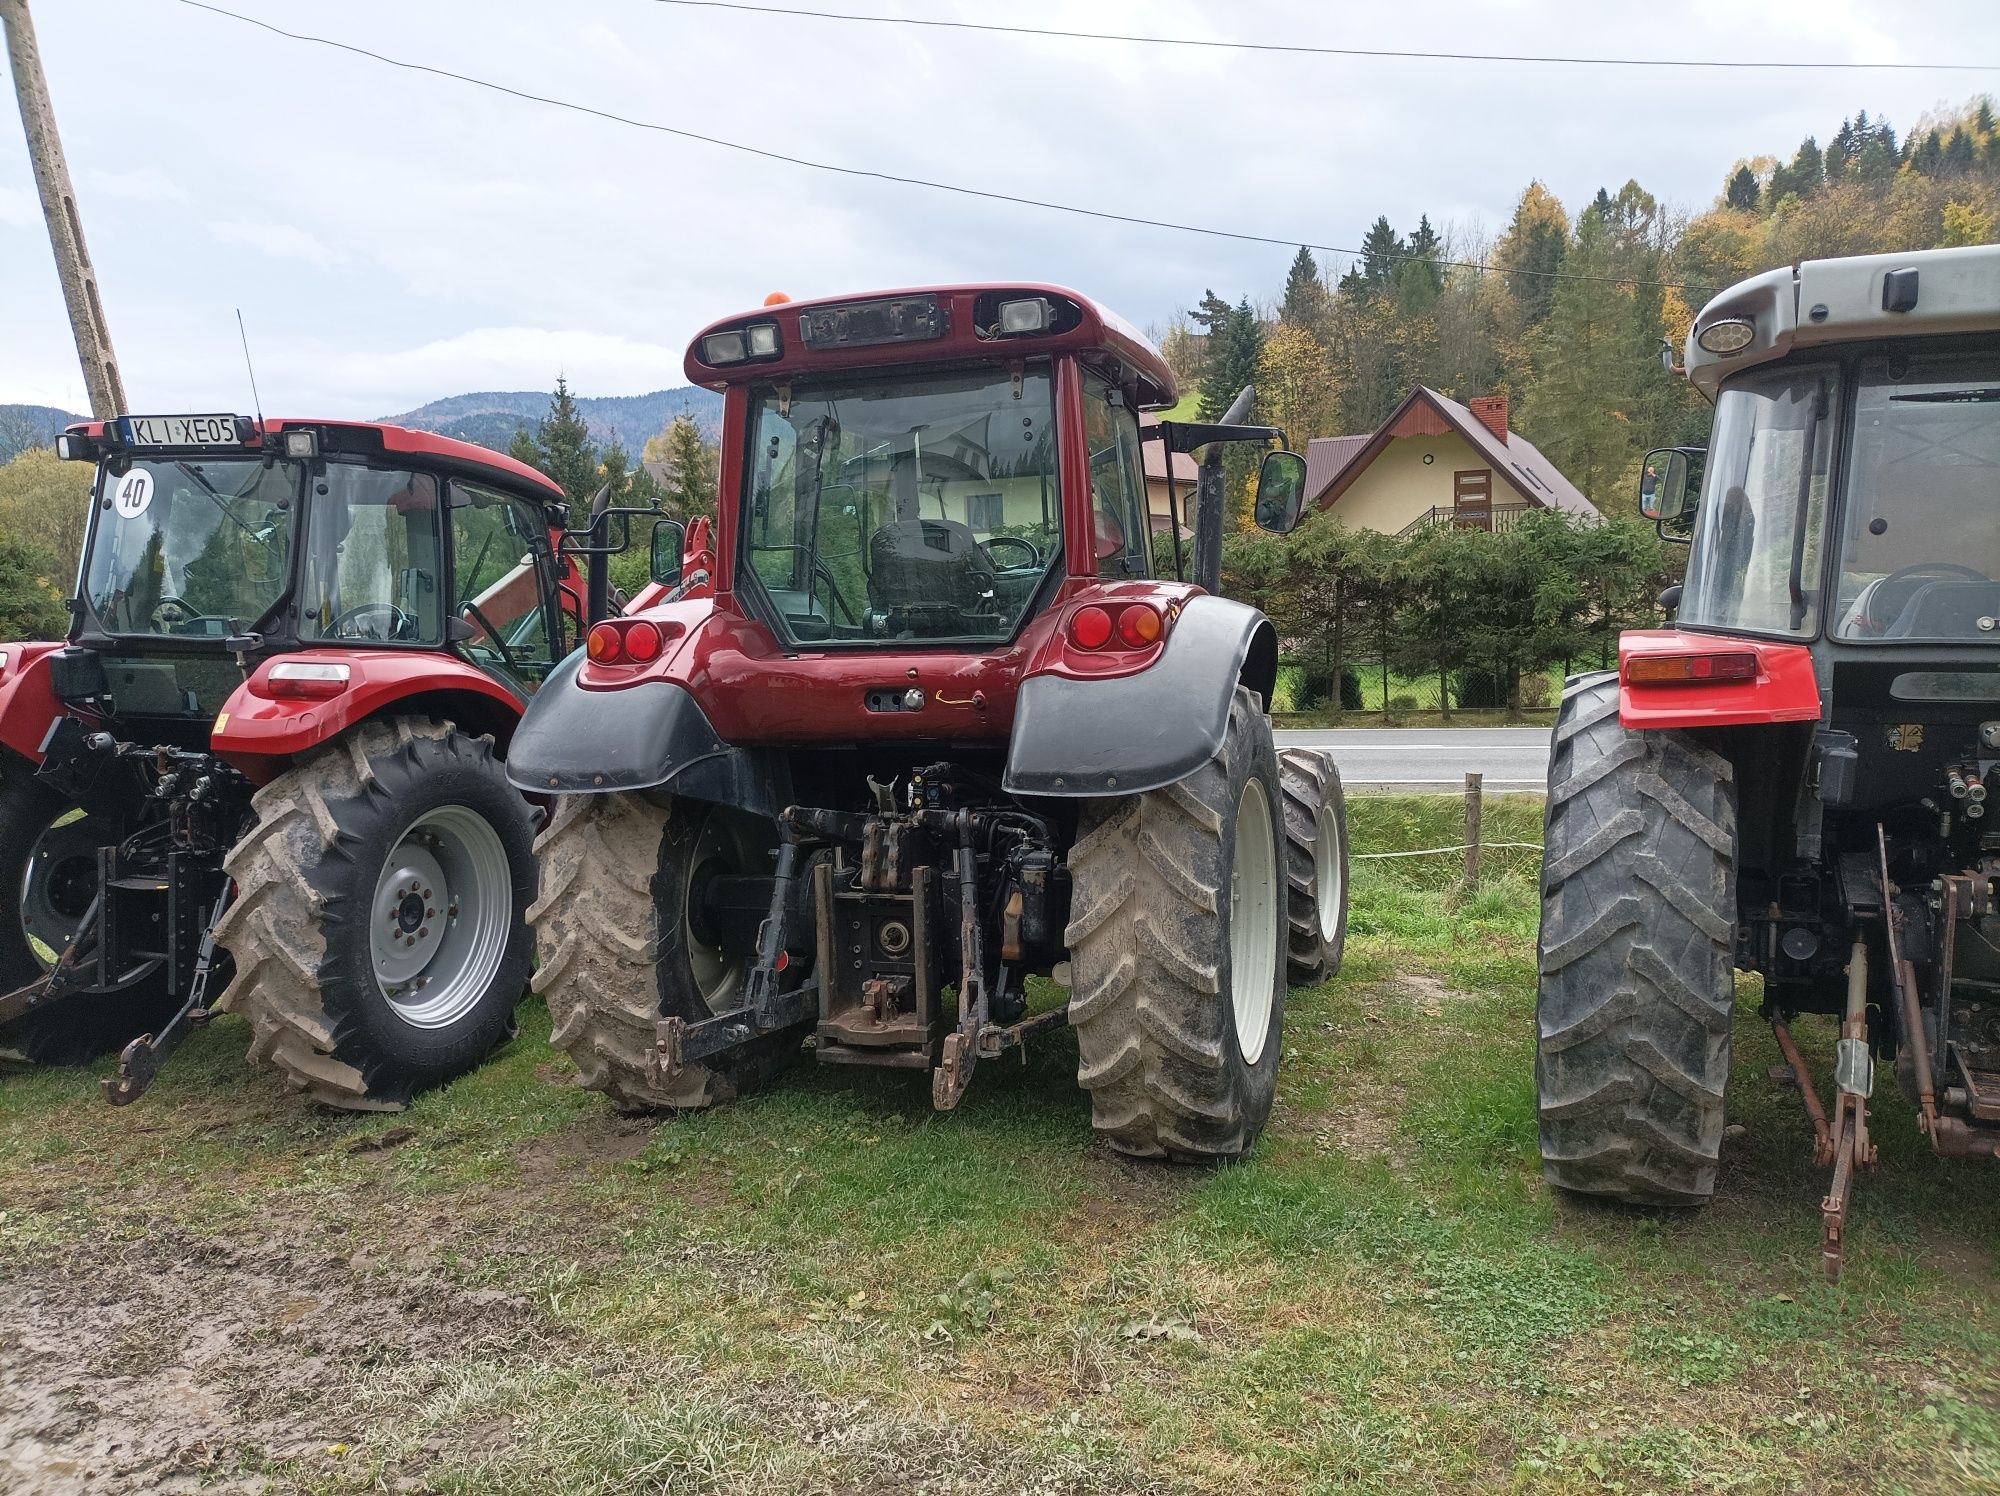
top-left (1314, 792), bottom-right (1344, 942)
top-left (369, 805), bottom-right (512, 1029)
top-left (19, 809), bottom-right (98, 971)
top-left (1230, 776), bottom-right (1279, 1066)
top-left (682, 810), bottom-right (746, 1015)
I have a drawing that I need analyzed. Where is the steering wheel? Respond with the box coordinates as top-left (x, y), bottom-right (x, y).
top-left (330, 602), bottom-right (413, 641)
top-left (1863, 562), bottom-right (1992, 632)
top-left (760, 545), bottom-right (860, 625)
top-left (149, 594), bottom-right (199, 629)
top-left (458, 601), bottom-right (522, 676)
top-left (978, 535), bottom-right (1042, 571)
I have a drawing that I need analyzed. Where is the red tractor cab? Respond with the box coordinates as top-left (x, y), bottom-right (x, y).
top-left (515, 285), bottom-right (1349, 1157)
top-left (0, 414), bottom-right (582, 1106)
top-left (1535, 244), bottom-right (2000, 1275)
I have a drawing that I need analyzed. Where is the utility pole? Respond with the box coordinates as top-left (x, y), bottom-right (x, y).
top-left (3, 0), bottom-right (127, 418)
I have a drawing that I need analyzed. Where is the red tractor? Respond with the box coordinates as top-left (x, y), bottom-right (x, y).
top-left (513, 285), bottom-right (1349, 1158)
top-left (0, 415), bottom-right (592, 1107)
top-left (1536, 244), bottom-right (2000, 1275)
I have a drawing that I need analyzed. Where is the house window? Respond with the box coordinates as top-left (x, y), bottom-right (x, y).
top-left (1453, 469), bottom-right (1493, 529)
top-left (965, 492), bottom-right (1005, 532)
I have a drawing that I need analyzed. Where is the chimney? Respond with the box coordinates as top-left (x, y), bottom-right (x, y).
top-left (1468, 394), bottom-right (1510, 444)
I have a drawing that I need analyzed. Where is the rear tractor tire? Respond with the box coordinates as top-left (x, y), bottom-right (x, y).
top-left (213, 718), bottom-right (537, 1109)
top-left (531, 791), bottom-right (803, 1111)
top-left (1067, 687), bottom-right (1286, 1161)
top-left (0, 757), bottom-right (176, 1066)
top-left (1278, 748), bottom-right (1349, 986)
top-left (1536, 673), bottom-right (1738, 1206)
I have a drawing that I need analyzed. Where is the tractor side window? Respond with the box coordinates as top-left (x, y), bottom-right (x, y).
top-left (1080, 375), bottom-right (1150, 579)
top-left (1832, 351), bottom-right (2000, 641)
top-left (299, 465), bottom-right (445, 646)
top-left (451, 482), bottom-right (559, 684)
top-left (1678, 366), bottom-right (1834, 638)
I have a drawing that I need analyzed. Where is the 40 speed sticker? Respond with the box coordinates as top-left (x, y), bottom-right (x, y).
top-left (111, 468), bottom-right (154, 519)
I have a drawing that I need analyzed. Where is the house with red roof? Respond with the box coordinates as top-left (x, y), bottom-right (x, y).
top-left (1303, 388), bottom-right (1599, 536)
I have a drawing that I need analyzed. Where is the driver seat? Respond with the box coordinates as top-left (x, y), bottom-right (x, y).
top-left (1883, 579), bottom-right (2000, 638)
top-left (866, 518), bottom-right (995, 636)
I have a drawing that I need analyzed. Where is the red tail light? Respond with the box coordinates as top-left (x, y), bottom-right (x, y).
top-left (1069, 606), bottom-right (1113, 650)
top-left (586, 622), bottom-right (625, 664)
top-left (623, 620), bottom-right (663, 662)
top-left (1626, 652), bottom-right (1758, 685)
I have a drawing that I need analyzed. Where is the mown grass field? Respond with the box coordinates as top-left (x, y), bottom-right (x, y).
top-left (3, 796), bottom-right (1997, 1493)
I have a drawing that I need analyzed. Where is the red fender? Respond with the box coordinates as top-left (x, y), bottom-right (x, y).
top-left (1618, 629), bottom-right (1822, 731)
top-left (213, 650), bottom-right (524, 780)
top-left (0, 642), bottom-right (77, 764)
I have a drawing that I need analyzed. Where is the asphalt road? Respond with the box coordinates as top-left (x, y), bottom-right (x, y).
top-left (1273, 726), bottom-right (1551, 793)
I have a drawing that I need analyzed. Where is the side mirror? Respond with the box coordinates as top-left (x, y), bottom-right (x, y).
top-left (1639, 446), bottom-right (1702, 524)
top-left (1253, 450), bottom-right (1309, 534)
top-left (650, 519), bottom-right (686, 586)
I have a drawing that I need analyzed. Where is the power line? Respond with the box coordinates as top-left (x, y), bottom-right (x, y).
top-left (171, 0), bottom-right (1683, 289)
top-left (646, 0), bottom-right (1998, 72)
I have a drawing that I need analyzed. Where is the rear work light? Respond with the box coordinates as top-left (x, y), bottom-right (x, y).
top-left (700, 320), bottom-right (782, 367)
top-left (1626, 652), bottom-right (1759, 685)
top-left (267, 661), bottom-right (351, 699)
top-left (996, 296), bottom-right (1053, 335)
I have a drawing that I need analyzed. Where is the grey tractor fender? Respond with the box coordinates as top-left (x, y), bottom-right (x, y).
top-left (1002, 595), bottom-right (1279, 798)
top-left (504, 649), bottom-right (787, 817)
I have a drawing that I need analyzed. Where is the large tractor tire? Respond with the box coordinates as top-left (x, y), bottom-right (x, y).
top-left (1278, 748), bottom-right (1349, 986)
top-left (1536, 672), bottom-right (1738, 1205)
top-left (0, 759), bottom-right (176, 1065)
top-left (531, 791), bottom-right (802, 1111)
top-left (1067, 687), bottom-right (1286, 1162)
top-left (213, 718), bottom-right (536, 1109)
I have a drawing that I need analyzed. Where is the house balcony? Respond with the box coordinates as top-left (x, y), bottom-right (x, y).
top-left (1397, 502), bottom-right (1537, 539)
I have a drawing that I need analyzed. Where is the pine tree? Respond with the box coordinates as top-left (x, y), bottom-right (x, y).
top-left (1910, 130), bottom-right (1944, 178)
top-left (514, 377), bottom-right (600, 503)
top-left (1279, 246), bottom-right (1328, 334)
top-left (1789, 136), bottom-right (1824, 197)
top-left (1519, 207), bottom-right (1636, 505)
top-left (1344, 217), bottom-right (1405, 294)
top-left (1725, 164), bottom-right (1760, 211)
top-left (1943, 128), bottom-right (1976, 177)
top-left (1199, 298), bottom-right (1263, 423)
top-left (1494, 183), bottom-right (1569, 327)
top-left (1395, 215), bottom-right (1444, 312)
top-left (650, 412), bottom-right (719, 521)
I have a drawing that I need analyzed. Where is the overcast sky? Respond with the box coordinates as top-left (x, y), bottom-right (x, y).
top-left (3, 0), bottom-right (1995, 418)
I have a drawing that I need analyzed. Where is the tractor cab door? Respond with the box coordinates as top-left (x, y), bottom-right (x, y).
top-left (448, 480), bottom-right (563, 692)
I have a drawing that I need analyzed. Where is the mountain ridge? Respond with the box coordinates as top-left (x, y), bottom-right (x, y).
top-left (0, 388), bottom-right (723, 466)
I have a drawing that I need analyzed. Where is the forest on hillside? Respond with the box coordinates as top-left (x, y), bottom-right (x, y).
top-left (1167, 98), bottom-right (2000, 508)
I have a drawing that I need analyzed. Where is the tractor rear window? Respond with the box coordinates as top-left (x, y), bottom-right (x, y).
top-left (740, 363), bottom-right (1060, 645)
top-left (83, 456), bottom-right (298, 637)
top-left (1832, 351), bottom-right (2000, 642)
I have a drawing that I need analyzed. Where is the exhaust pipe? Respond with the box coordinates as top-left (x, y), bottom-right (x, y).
top-left (1192, 384), bottom-right (1254, 596)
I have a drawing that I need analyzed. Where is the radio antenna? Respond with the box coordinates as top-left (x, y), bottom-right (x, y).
top-left (235, 308), bottom-right (265, 429)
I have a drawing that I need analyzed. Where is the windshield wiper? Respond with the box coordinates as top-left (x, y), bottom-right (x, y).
top-left (175, 461), bottom-right (273, 544)
top-left (1889, 387), bottom-right (2000, 403)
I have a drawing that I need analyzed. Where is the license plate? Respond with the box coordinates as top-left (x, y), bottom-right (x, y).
top-left (122, 414), bottom-right (245, 448)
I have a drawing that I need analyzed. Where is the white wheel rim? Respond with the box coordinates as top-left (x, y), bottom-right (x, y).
top-left (1314, 792), bottom-right (1343, 942)
top-left (1230, 776), bottom-right (1280, 1065)
top-left (369, 805), bottom-right (513, 1029)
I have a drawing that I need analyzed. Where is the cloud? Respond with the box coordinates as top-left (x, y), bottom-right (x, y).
top-left (86, 169), bottom-right (188, 204)
top-left (0, 185), bottom-right (37, 228)
top-left (210, 221), bottom-right (342, 269)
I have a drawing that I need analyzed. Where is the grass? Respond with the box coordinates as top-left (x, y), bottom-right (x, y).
top-left (2, 795), bottom-right (1997, 1493)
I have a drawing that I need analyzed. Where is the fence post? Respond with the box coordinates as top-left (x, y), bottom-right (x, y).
top-left (1464, 771), bottom-right (1483, 894)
